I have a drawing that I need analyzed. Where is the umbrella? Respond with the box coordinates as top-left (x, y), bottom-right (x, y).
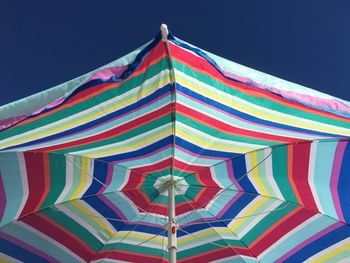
top-left (1, 24), bottom-right (350, 262)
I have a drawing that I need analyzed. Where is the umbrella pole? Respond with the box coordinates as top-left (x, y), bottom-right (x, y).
top-left (168, 182), bottom-right (177, 263)
top-left (161, 23), bottom-right (178, 263)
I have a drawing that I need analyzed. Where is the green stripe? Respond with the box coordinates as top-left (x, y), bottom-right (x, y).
top-left (40, 153), bottom-right (67, 208)
top-left (177, 114), bottom-right (274, 146)
top-left (272, 146), bottom-right (298, 203)
top-left (42, 208), bottom-right (103, 250)
top-left (242, 203), bottom-right (297, 245)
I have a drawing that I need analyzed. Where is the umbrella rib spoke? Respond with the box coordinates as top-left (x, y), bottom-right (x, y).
top-left (93, 189), bottom-right (167, 261)
top-left (175, 188), bottom-right (249, 261)
top-left (177, 141), bottom-right (287, 185)
top-left (175, 149), bottom-right (274, 223)
top-left (177, 227), bottom-right (227, 249)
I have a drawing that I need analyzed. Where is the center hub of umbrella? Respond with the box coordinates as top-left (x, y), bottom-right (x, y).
top-left (154, 175), bottom-right (189, 196)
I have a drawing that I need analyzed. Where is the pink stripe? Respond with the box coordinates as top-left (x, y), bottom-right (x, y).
top-left (217, 192), bottom-right (244, 218)
top-left (0, 231), bottom-right (60, 262)
top-left (0, 172), bottom-right (5, 221)
top-left (112, 145), bottom-right (171, 164)
top-left (223, 70), bottom-right (350, 115)
top-left (330, 141), bottom-right (347, 222)
top-left (276, 222), bottom-right (342, 262)
top-left (226, 160), bottom-right (243, 191)
top-left (86, 66), bottom-right (127, 82)
top-left (175, 145), bottom-right (225, 160)
top-left (97, 163), bottom-right (114, 194)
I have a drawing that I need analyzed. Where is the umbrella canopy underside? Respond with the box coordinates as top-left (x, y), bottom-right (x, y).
top-left (1, 30), bottom-right (350, 262)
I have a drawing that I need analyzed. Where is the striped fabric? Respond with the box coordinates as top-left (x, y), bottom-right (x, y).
top-left (1, 30), bottom-right (350, 262)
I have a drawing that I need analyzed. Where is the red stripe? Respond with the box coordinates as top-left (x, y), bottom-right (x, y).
top-left (291, 143), bottom-right (318, 210)
top-left (179, 246), bottom-right (252, 262)
top-left (21, 213), bottom-right (95, 261)
top-left (134, 158), bottom-right (172, 174)
top-left (250, 207), bottom-right (315, 255)
top-left (20, 152), bottom-right (49, 217)
top-left (177, 103), bottom-right (299, 143)
top-left (35, 103), bottom-right (172, 152)
top-left (170, 42), bottom-right (350, 123)
top-left (94, 250), bottom-right (165, 263)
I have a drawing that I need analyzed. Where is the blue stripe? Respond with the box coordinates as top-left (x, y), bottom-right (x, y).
top-left (232, 155), bottom-right (257, 193)
top-left (83, 191), bottom-right (166, 235)
top-left (101, 136), bottom-right (173, 162)
top-left (176, 137), bottom-right (240, 158)
top-left (284, 224), bottom-right (350, 262)
top-left (0, 237), bottom-right (49, 263)
top-left (84, 161), bottom-right (108, 197)
top-left (338, 142), bottom-right (350, 223)
top-left (221, 193), bottom-right (257, 222)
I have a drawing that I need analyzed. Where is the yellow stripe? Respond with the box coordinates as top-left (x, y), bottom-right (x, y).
top-left (71, 157), bottom-right (90, 199)
top-left (178, 228), bottom-right (233, 246)
top-left (82, 126), bottom-right (172, 157)
top-left (177, 128), bottom-right (250, 154)
top-left (111, 232), bottom-right (164, 244)
top-left (0, 255), bottom-right (14, 263)
top-left (229, 197), bottom-right (268, 233)
top-left (311, 242), bottom-right (350, 262)
top-left (249, 152), bottom-right (269, 196)
top-left (71, 201), bottom-right (115, 237)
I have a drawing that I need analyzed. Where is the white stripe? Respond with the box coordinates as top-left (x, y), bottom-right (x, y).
top-left (307, 236), bottom-right (350, 262)
top-left (258, 214), bottom-right (323, 259)
top-left (19, 221), bottom-right (84, 262)
top-left (264, 148), bottom-right (284, 200)
top-left (0, 252), bottom-right (23, 263)
top-left (232, 199), bottom-right (282, 238)
top-left (55, 155), bottom-right (74, 203)
top-left (70, 124), bottom-right (171, 156)
top-left (308, 141), bottom-right (323, 213)
top-left (15, 152), bottom-right (29, 219)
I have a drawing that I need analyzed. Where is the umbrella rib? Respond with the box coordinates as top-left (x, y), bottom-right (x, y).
top-left (182, 183), bottom-right (349, 227)
top-left (175, 187), bottom-right (259, 262)
top-left (64, 152), bottom-right (158, 181)
top-left (174, 151), bottom-right (274, 225)
top-left (88, 188), bottom-right (167, 262)
top-left (180, 187), bottom-right (291, 226)
top-left (177, 145), bottom-right (274, 185)
top-left (177, 227), bottom-right (227, 248)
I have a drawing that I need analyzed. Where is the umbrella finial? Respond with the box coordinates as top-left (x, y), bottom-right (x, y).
top-left (160, 23), bottom-right (169, 41)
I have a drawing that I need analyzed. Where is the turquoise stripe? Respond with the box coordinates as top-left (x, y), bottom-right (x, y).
top-left (261, 215), bottom-right (336, 262)
top-left (212, 161), bottom-right (239, 191)
top-left (0, 152), bottom-right (25, 226)
top-left (118, 148), bottom-right (172, 169)
top-left (314, 142), bottom-right (338, 219)
top-left (1, 222), bottom-right (81, 262)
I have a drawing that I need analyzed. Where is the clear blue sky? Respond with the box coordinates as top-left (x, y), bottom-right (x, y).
top-left (1, 0), bottom-right (350, 106)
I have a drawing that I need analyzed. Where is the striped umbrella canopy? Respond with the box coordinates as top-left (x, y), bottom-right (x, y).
top-left (1, 24), bottom-right (350, 262)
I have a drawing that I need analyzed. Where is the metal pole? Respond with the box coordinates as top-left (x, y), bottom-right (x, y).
top-left (168, 182), bottom-right (177, 263)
